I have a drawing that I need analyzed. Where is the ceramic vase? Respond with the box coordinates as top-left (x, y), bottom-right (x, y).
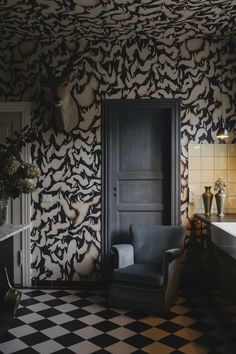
top-left (202, 186), bottom-right (213, 215)
top-left (215, 189), bottom-right (226, 217)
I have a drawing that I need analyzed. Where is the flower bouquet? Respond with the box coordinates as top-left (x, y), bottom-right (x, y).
top-left (214, 176), bottom-right (227, 193)
top-left (214, 176), bottom-right (227, 216)
top-left (0, 126), bottom-right (41, 225)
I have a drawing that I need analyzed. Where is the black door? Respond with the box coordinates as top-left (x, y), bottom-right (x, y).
top-left (102, 99), bottom-right (180, 275)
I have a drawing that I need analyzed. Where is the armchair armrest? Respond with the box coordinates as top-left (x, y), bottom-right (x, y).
top-left (111, 244), bottom-right (134, 269)
top-left (162, 248), bottom-right (182, 281)
top-left (164, 248), bottom-right (182, 263)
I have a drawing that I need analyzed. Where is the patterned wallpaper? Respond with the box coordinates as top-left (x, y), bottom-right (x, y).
top-left (0, 35), bottom-right (235, 282)
top-left (1, 1), bottom-right (236, 41)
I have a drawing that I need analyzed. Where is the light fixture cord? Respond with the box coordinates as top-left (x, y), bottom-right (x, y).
top-left (221, 21), bottom-right (223, 128)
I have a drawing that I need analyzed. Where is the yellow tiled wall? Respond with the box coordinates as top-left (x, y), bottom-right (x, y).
top-left (188, 144), bottom-right (236, 217)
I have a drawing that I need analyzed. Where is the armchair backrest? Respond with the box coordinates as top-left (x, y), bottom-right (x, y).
top-left (130, 224), bottom-right (185, 265)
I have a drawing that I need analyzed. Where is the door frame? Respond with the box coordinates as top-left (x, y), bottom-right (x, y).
top-left (101, 99), bottom-right (181, 279)
top-left (0, 102), bottom-right (32, 287)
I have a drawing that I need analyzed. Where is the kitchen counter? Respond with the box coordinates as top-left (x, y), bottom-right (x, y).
top-left (0, 224), bottom-right (29, 242)
top-left (195, 213), bottom-right (236, 226)
top-left (211, 222), bottom-right (236, 260)
top-left (195, 216), bottom-right (236, 303)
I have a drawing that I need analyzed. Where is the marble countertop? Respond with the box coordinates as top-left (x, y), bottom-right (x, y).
top-left (0, 224), bottom-right (30, 242)
top-left (211, 222), bottom-right (236, 260)
top-left (195, 213), bottom-right (236, 226)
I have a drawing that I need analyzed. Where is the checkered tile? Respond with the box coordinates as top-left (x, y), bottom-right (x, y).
top-left (0, 288), bottom-right (236, 353)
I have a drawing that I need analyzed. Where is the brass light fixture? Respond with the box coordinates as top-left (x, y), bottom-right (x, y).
top-left (216, 21), bottom-right (229, 140)
top-left (216, 118), bottom-right (229, 139)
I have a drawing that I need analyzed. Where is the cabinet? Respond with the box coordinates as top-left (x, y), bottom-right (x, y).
top-left (194, 214), bottom-right (236, 302)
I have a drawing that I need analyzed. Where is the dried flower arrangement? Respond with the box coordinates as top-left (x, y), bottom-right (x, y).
top-left (0, 126), bottom-right (41, 200)
top-left (214, 176), bottom-right (227, 193)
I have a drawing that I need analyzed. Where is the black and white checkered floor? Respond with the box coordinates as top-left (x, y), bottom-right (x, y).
top-left (0, 288), bottom-right (236, 354)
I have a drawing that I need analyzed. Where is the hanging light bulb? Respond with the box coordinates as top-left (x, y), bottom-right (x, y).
top-left (216, 19), bottom-right (229, 140)
top-left (216, 117), bottom-right (229, 139)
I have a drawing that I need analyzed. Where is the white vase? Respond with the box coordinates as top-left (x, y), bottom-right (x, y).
top-left (215, 189), bottom-right (226, 217)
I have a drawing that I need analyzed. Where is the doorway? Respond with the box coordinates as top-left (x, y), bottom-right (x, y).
top-left (102, 99), bottom-right (181, 277)
top-left (0, 102), bottom-right (31, 287)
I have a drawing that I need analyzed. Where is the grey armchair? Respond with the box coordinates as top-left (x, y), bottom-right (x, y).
top-left (109, 224), bottom-right (185, 313)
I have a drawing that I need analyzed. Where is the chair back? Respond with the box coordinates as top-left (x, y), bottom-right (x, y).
top-left (130, 224), bottom-right (185, 265)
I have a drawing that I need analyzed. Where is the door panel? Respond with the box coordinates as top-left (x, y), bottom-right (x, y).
top-left (103, 100), bottom-right (180, 275)
top-left (119, 111), bottom-right (165, 171)
top-left (0, 106), bottom-right (31, 288)
top-left (119, 180), bottom-right (163, 204)
top-left (110, 107), bottom-right (171, 246)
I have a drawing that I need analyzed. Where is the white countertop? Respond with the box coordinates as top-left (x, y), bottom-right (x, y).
top-left (211, 222), bottom-right (236, 260)
top-left (212, 222), bottom-right (236, 236)
top-left (0, 224), bottom-right (30, 242)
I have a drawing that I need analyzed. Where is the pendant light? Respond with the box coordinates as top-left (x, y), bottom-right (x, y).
top-left (216, 118), bottom-right (229, 139)
top-left (216, 21), bottom-right (229, 140)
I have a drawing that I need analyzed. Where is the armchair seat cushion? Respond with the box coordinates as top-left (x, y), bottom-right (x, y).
top-left (112, 263), bottom-right (164, 288)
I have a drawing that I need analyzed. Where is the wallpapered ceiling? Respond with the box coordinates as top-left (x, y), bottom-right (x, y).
top-left (0, 0), bottom-right (236, 42)
top-left (0, 2), bottom-right (236, 282)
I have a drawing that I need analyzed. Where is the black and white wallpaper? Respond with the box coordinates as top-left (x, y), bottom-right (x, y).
top-left (0, 33), bottom-right (236, 282)
top-left (1, 1), bottom-right (236, 41)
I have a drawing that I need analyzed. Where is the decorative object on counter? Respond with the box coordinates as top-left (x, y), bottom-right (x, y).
top-left (214, 176), bottom-right (227, 217)
top-left (0, 126), bottom-right (41, 226)
top-left (202, 186), bottom-right (213, 215)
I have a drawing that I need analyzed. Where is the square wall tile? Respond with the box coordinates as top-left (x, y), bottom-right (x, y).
top-left (189, 156), bottom-right (201, 170)
top-left (228, 157), bottom-right (236, 169)
top-left (228, 208), bottom-right (236, 213)
top-left (202, 170), bottom-right (214, 183)
top-left (202, 144), bottom-right (214, 156)
top-left (189, 170), bottom-right (201, 183)
top-left (189, 183), bottom-right (202, 196)
top-left (215, 144), bottom-right (228, 157)
top-left (227, 196), bottom-right (236, 209)
top-left (201, 157), bottom-right (214, 170)
top-left (228, 144), bottom-right (236, 156)
top-left (188, 143), bottom-right (201, 157)
top-left (228, 170), bottom-right (236, 182)
top-left (214, 157), bottom-right (227, 170)
top-left (228, 183), bottom-right (236, 195)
